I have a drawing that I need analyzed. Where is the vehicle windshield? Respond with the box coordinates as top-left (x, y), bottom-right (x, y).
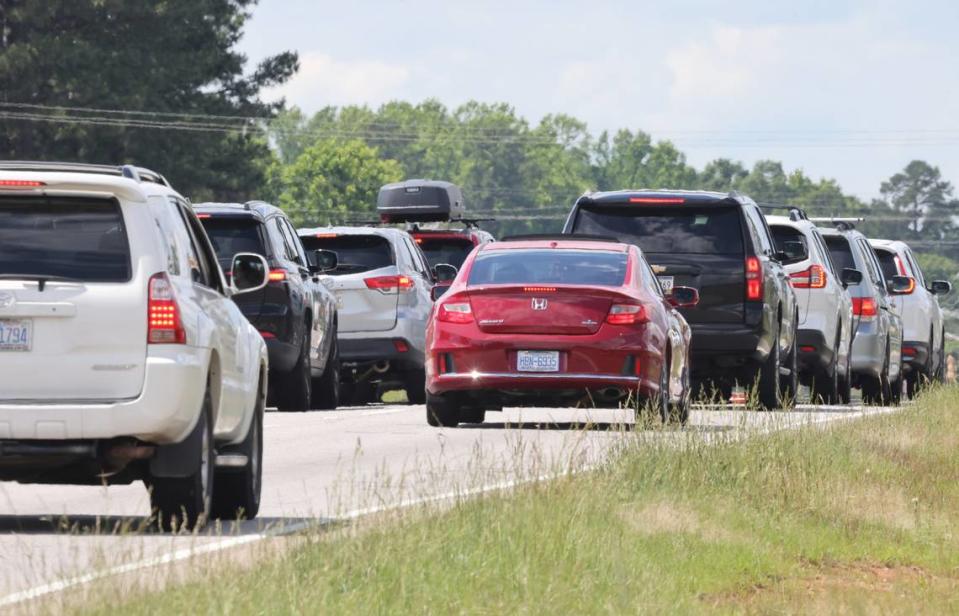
top-left (468, 249), bottom-right (627, 286)
top-left (0, 197), bottom-right (131, 282)
top-left (200, 217), bottom-right (268, 269)
top-left (301, 234), bottom-right (394, 275)
top-left (416, 237), bottom-right (474, 269)
top-left (572, 206), bottom-right (744, 254)
top-left (824, 236), bottom-right (857, 273)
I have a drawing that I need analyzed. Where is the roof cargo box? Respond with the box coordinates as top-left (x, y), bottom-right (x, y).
top-left (377, 179), bottom-right (465, 223)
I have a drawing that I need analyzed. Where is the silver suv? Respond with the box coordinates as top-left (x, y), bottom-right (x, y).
top-left (821, 223), bottom-right (910, 404)
top-left (298, 226), bottom-right (438, 405)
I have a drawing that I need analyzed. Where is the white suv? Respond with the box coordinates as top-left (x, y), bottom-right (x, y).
top-left (870, 239), bottom-right (952, 395)
top-left (767, 214), bottom-right (855, 403)
top-left (0, 162), bottom-right (269, 529)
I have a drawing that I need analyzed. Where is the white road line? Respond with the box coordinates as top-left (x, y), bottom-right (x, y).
top-left (0, 405), bottom-right (899, 609)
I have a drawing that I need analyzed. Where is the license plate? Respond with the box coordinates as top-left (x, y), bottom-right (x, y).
top-left (0, 319), bottom-right (32, 352)
top-left (517, 350), bottom-right (560, 373)
top-left (658, 276), bottom-right (674, 293)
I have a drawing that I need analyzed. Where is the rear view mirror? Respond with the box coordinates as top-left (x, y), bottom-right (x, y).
top-left (888, 275), bottom-right (915, 295)
top-left (931, 280), bottom-right (952, 296)
top-left (781, 240), bottom-right (807, 263)
top-left (431, 284), bottom-right (451, 301)
top-left (667, 286), bottom-right (699, 308)
top-left (311, 249), bottom-right (338, 274)
top-left (433, 263), bottom-right (458, 283)
top-left (230, 253), bottom-right (269, 296)
top-left (840, 268), bottom-right (863, 288)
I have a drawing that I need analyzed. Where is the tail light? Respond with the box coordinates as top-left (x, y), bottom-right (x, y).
top-left (852, 297), bottom-right (878, 319)
top-left (606, 304), bottom-right (648, 325)
top-left (790, 264), bottom-right (827, 289)
top-left (0, 180), bottom-right (45, 189)
top-left (903, 346), bottom-right (917, 358)
top-left (437, 298), bottom-right (473, 324)
top-left (268, 269), bottom-right (287, 283)
top-left (393, 339), bottom-right (409, 353)
top-left (365, 275), bottom-right (415, 294)
top-left (148, 273), bottom-right (186, 344)
top-left (745, 256), bottom-right (763, 300)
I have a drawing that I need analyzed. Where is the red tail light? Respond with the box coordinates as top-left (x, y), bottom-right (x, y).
top-left (523, 287), bottom-right (556, 293)
top-left (790, 264), bottom-right (827, 289)
top-left (606, 304), bottom-right (648, 325)
top-left (365, 275), bottom-right (415, 294)
top-left (628, 197), bottom-right (685, 204)
top-left (268, 269), bottom-right (287, 282)
top-left (393, 339), bottom-right (409, 353)
top-left (852, 297), bottom-right (878, 318)
top-left (437, 298), bottom-right (473, 324)
top-left (745, 256), bottom-right (763, 301)
top-left (903, 346), bottom-right (917, 357)
top-left (0, 180), bottom-right (45, 188)
top-left (148, 273), bottom-right (186, 344)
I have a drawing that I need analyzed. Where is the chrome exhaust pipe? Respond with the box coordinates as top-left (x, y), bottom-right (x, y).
top-left (372, 360), bottom-right (391, 374)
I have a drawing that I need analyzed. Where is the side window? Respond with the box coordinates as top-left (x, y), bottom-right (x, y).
top-left (410, 238), bottom-right (433, 278)
top-left (273, 218), bottom-right (298, 262)
top-left (904, 250), bottom-right (925, 286)
top-left (858, 239), bottom-right (884, 286)
top-left (174, 200), bottom-right (221, 291)
top-left (400, 237), bottom-right (423, 276)
top-left (811, 230), bottom-right (837, 277)
top-left (743, 206), bottom-right (772, 254)
top-left (640, 258), bottom-right (664, 298)
top-left (282, 219), bottom-right (309, 267)
top-left (148, 198), bottom-right (181, 276)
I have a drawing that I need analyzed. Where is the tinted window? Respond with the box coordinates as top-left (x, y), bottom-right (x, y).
top-left (824, 236), bottom-right (857, 273)
top-left (468, 250), bottom-right (628, 286)
top-left (0, 197), bottom-right (130, 282)
top-left (417, 237), bottom-right (474, 269)
top-left (301, 235), bottom-right (394, 275)
top-left (573, 206), bottom-right (744, 255)
top-left (769, 225), bottom-right (808, 258)
top-left (201, 218), bottom-right (267, 270)
top-left (874, 249), bottom-right (899, 281)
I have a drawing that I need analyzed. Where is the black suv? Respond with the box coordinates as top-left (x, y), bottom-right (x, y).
top-left (563, 190), bottom-right (799, 408)
top-left (195, 202), bottom-right (340, 411)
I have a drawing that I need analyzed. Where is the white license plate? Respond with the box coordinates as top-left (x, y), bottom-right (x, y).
top-left (658, 276), bottom-right (674, 293)
top-left (517, 350), bottom-right (560, 373)
top-left (0, 319), bottom-right (32, 352)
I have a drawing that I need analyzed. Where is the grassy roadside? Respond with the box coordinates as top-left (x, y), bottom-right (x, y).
top-left (74, 389), bottom-right (959, 615)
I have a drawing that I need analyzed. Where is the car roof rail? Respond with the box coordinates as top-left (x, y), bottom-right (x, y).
top-left (0, 160), bottom-right (170, 186)
top-left (500, 233), bottom-right (620, 243)
top-left (758, 204), bottom-right (809, 221)
top-left (809, 217), bottom-right (864, 231)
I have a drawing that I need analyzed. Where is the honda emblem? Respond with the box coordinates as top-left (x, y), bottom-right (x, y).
top-left (531, 298), bottom-right (548, 311)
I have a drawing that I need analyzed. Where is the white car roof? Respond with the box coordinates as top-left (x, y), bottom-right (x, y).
top-left (0, 164), bottom-right (181, 203)
top-left (297, 226), bottom-right (411, 242)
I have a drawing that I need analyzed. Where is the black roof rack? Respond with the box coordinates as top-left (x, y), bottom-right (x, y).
top-left (758, 204), bottom-right (808, 221)
top-left (0, 161), bottom-right (170, 186)
top-left (500, 234), bottom-right (620, 243)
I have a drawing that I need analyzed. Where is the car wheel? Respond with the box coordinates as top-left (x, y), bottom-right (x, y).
top-left (657, 352), bottom-right (671, 424)
top-left (426, 392), bottom-right (459, 427)
top-left (839, 337), bottom-right (853, 404)
top-left (212, 376), bottom-right (264, 520)
top-left (935, 334), bottom-right (946, 384)
top-left (460, 406), bottom-right (486, 424)
top-left (778, 321), bottom-right (799, 407)
top-left (667, 360), bottom-right (691, 426)
top-left (404, 368), bottom-right (427, 405)
top-left (311, 335), bottom-right (340, 410)
top-left (757, 321), bottom-right (782, 410)
top-left (349, 380), bottom-right (377, 406)
top-left (812, 330), bottom-right (841, 405)
top-left (149, 390), bottom-right (214, 531)
top-left (276, 329), bottom-right (312, 412)
top-left (863, 343), bottom-right (892, 406)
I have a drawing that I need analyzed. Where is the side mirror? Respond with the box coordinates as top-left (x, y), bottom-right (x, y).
top-left (433, 263), bottom-right (458, 283)
top-left (840, 268), bottom-right (863, 288)
top-left (431, 284), bottom-right (452, 301)
top-left (781, 240), bottom-right (807, 263)
top-left (667, 286), bottom-right (699, 308)
top-left (230, 253), bottom-right (269, 296)
top-left (311, 249), bottom-right (338, 274)
top-left (930, 280), bottom-right (952, 296)
top-left (888, 275), bottom-right (916, 295)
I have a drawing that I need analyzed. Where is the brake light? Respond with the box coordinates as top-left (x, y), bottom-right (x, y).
top-left (523, 287), bottom-right (556, 293)
top-left (790, 264), bottom-right (827, 289)
top-left (0, 180), bottom-right (45, 188)
top-left (606, 304), bottom-right (648, 325)
top-left (903, 346), bottom-right (917, 357)
top-left (628, 197), bottom-right (685, 204)
top-left (147, 273), bottom-right (186, 344)
top-left (745, 256), bottom-right (763, 300)
top-left (415, 238), bottom-right (423, 243)
top-left (365, 275), bottom-right (415, 294)
top-left (437, 300), bottom-right (473, 324)
top-left (268, 269), bottom-right (287, 282)
top-left (315, 233), bottom-right (337, 238)
top-left (393, 339), bottom-right (409, 353)
top-left (852, 297), bottom-right (878, 318)
top-left (196, 213), bottom-right (212, 219)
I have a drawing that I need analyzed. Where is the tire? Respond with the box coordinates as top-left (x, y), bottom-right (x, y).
top-left (667, 358), bottom-right (691, 425)
top-left (404, 368), bottom-right (426, 405)
top-left (311, 335), bottom-right (340, 410)
top-left (426, 392), bottom-right (459, 427)
top-left (812, 330), bottom-right (841, 405)
top-left (276, 329), bottom-right (311, 412)
top-left (779, 320), bottom-right (799, 407)
top-left (862, 343), bottom-right (892, 406)
top-left (935, 334), bottom-right (946, 384)
top-left (212, 378), bottom-right (264, 520)
top-left (349, 380), bottom-right (377, 406)
top-left (460, 406), bottom-right (486, 424)
top-left (757, 322), bottom-right (782, 410)
top-left (149, 391), bottom-right (214, 531)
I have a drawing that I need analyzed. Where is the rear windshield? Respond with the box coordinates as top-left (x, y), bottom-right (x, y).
top-left (468, 249), bottom-right (628, 286)
top-left (874, 249), bottom-right (899, 281)
top-left (769, 225), bottom-right (808, 258)
top-left (572, 206), bottom-right (744, 255)
top-left (416, 237), bottom-right (474, 269)
top-left (824, 236), bottom-right (856, 273)
top-left (201, 217), bottom-right (267, 269)
top-left (0, 197), bottom-right (130, 282)
top-left (301, 234), bottom-right (394, 275)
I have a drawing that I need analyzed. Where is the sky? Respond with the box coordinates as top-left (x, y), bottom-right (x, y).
top-left (238, 0), bottom-right (959, 199)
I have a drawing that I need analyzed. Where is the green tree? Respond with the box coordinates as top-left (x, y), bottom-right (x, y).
top-left (0, 0), bottom-right (297, 200)
top-left (880, 160), bottom-right (959, 240)
top-left (274, 139), bottom-right (403, 226)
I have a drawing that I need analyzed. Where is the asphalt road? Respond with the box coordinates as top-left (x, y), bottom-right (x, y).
top-left (0, 401), bottom-right (897, 608)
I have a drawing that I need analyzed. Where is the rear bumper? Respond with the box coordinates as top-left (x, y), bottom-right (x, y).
top-left (687, 322), bottom-right (767, 379)
top-left (851, 322), bottom-right (884, 378)
top-left (901, 341), bottom-right (930, 372)
top-left (0, 348), bottom-right (207, 445)
top-left (339, 337), bottom-right (424, 368)
top-left (265, 337), bottom-right (300, 373)
top-left (430, 372), bottom-right (648, 407)
top-left (796, 329), bottom-right (833, 374)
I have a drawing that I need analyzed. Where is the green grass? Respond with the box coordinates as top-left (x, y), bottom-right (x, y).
top-left (72, 388), bottom-right (959, 615)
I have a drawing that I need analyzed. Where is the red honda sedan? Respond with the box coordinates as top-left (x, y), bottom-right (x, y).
top-left (424, 236), bottom-right (697, 427)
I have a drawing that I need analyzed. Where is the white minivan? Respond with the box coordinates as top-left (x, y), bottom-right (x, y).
top-left (0, 162), bottom-right (269, 529)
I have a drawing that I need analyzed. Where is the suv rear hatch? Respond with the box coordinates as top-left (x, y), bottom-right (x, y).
top-left (569, 204), bottom-right (746, 324)
top-left (301, 233), bottom-right (398, 332)
top-left (0, 196), bottom-right (146, 401)
top-left (199, 215), bottom-right (269, 326)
